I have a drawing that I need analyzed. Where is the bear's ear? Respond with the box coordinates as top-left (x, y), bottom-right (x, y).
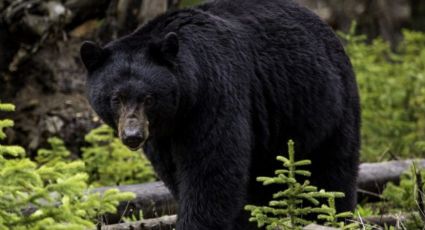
top-left (161, 32), bottom-right (179, 58)
top-left (148, 32), bottom-right (179, 66)
top-left (80, 41), bottom-right (107, 72)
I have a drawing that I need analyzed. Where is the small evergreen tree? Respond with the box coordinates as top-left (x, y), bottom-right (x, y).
top-left (0, 102), bottom-right (25, 157)
top-left (245, 140), bottom-right (358, 230)
top-left (82, 124), bottom-right (156, 187)
top-left (0, 101), bottom-right (136, 229)
top-left (36, 137), bottom-right (71, 165)
top-left (318, 195), bottom-right (358, 229)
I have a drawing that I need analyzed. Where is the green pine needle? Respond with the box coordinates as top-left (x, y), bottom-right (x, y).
top-left (245, 140), bottom-right (358, 229)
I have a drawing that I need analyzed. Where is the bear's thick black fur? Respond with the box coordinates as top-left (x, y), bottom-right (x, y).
top-left (81, 0), bottom-right (360, 229)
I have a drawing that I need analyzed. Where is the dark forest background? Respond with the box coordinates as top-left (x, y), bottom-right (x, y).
top-left (0, 0), bottom-right (424, 156)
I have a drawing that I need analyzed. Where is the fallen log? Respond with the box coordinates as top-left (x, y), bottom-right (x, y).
top-left (360, 213), bottom-right (412, 227)
top-left (100, 213), bottom-right (414, 230)
top-left (303, 224), bottom-right (339, 230)
top-left (94, 182), bottom-right (177, 223)
top-left (357, 159), bottom-right (425, 198)
top-left (101, 215), bottom-right (177, 230)
top-left (101, 218), bottom-right (339, 230)
top-left (97, 159), bottom-right (425, 223)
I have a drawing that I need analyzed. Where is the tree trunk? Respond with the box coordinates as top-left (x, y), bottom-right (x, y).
top-left (300, 0), bottom-right (424, 44)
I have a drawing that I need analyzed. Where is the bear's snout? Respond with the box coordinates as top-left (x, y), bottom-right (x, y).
top-left (119, 116), bottom-right (149, 151)
top-left (122, 123), bottom-right (144, 150)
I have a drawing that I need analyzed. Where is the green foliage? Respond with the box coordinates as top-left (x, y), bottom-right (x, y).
top-left (355, 204), bottom-right (378, 218)
top-left (82, 125), bottom-right (156, 187)
top-left (0, 102), bottom-right (136, 229)
top-left (34, 125), bottom-right (156, 187)
top-left (122, 210), bottom-right (144, 223)
top-left (317, 195), bottom-right (358, 229)
top-left (382, 173), bottom-right (418, 211)
top-left (245, 140), bottom-right (357, 230)
top-left (382, 163), bottom-right (424, 210)
top-left (382, 163), bottom-right (425, 229)
top-left (0, 102), bottom-right (25, 157)
top-left (36, 137), bottom-right (71, 165)
top-left (341, 24), bottom-right (425, 161)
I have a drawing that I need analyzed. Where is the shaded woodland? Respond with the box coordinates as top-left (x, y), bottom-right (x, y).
top-left (1, 0), bottom-right (424, 155)
top-left (1, 0), bottom-right (425, 229)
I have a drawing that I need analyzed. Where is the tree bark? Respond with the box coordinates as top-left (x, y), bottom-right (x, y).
top-left (357, 159), bottom-right (425, 198)
top-left (360, 213), bottom-right (412, 227)
top-left (295, 0), bottom-right (412, 47)
top-left (94, 182), bottom-right (177, 222)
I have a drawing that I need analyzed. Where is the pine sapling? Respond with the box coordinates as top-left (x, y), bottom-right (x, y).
top-left (245, 140), bottom-right (356, 229)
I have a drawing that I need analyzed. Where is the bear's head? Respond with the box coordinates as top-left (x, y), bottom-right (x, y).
top-left (80, 32), bottom-right (180, 150)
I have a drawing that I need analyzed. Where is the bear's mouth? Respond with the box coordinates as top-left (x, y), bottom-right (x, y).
top-left (120, 122), bottom-right (149, 151)
top-left (123, 137), bottom-right (144, 151)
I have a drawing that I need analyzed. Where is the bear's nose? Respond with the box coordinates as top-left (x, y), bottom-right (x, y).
top-left (122, 126), bottom-right (144, 150)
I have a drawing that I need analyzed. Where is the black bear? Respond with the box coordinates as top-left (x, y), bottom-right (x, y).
top-left (80, 0), bottom-right (360, 229)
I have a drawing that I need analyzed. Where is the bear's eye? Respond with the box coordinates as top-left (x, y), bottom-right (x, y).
top-left (144, 95), bottom-right (155, 107)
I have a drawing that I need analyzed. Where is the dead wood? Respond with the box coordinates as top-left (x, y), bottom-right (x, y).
top-left (95, 159), bottom-right (425, 224)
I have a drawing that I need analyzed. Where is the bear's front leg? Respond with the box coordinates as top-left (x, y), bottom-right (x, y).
top-left (144, 139), bottom-right (180, 199)
top-left (175, 126), bottom-right (251, 230)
